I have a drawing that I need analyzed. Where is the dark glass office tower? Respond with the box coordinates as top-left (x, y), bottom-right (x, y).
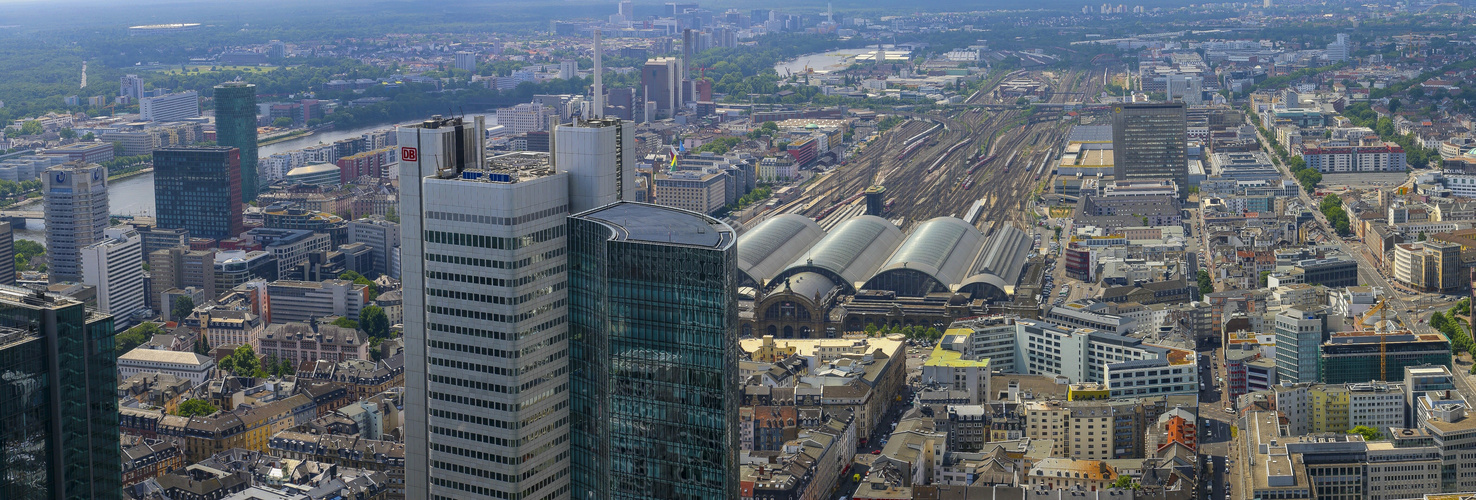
top-left (1112, 102), bottom-right (1188, 189)
top-left (569, 202), bottom-right (739, 500)
top-left (154, 147), bottom-right (244, 240)
top-left (214, 82), bottom-right (259, 202)
top-left (0, 286), bottom-right (119, 500)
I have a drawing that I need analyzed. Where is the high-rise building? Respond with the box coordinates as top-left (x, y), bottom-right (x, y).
top-left (119, 74), bottom-right (143, 101)
top-left (642, 57), bottom-right (680, 118)
top-left (553, 117), bottom-right (637, 212)
top-left (153, 147), bottom-right (244, 240)
top-left (44, 162), bottom-right (109, 283)
top-left (1274, 307), bottom-right (1328, 384)
top-left (0, 221), bottom-right (14, 284)
top-left (402, 117), bottom-right (579, 500)
top-left (559, 59), bottom-right (577, 80)
top-left (495, 102), bottom-right (554, 134)
top-left (1112, 102), bottom-right (1188, 190)
top-left (347, 216), bottom-right (400, 279)
top-left (569, 201), bottom-right (739, 499)
top-left (0, 286), bottom-right (120, 500)
top-left (454, 51), bottom-right (478, 73)
top-left (214, 82), bottom-right (260, 202)
top-left (139, 91), bottom-right (200, 122)
top-left (81, 226), bottom-right (146, 328)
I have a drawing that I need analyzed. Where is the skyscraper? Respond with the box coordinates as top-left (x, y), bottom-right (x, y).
top-left (1274, 306), bottom-right (1328, 384)
top-left (642, 58), bottom-right (680, 119)
top-left (0, 221), bottom-right (14, 284)
top-left (44, 162), bottom-right (109, 283)
top-left (153, 146), bottom-right (244, 240)
top-left (1111, 102), bottom-right (1188, 190)
top-left (568, 201), bottom-right (739, 500)
top-left (214, 82), bottom-right (260, 202)
top-left (0, 286), bottom-right (120, 500)
top-left (553, 117), bottom-right (636, 212)
top-left (400, 117), bottom-right (575, 500)
top-left (81, 226), bottom-right (145, 328)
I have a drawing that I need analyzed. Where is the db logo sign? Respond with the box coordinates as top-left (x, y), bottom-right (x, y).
top-left (401, 147), bottom-right (419, 162)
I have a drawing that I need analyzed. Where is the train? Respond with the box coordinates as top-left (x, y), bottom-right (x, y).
top-left (895, 141), bottom-right (925, 162)
top-left (963, 178), bottom-right (975, 190)
top-left (814, 191), bottom-right (865, 221)
top-left (966, 154), bottom-right (997, 175)
top-left (928, 139), bottom-right (973, 173)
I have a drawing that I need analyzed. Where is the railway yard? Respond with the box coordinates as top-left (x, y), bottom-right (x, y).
top-left (757, 67), bottom-right (1108, 239)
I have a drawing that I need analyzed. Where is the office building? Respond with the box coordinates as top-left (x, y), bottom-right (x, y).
top-left (1112, 103), bottom-right (1188, 190)
top-left (153, 147), bottom-right (244, 240)
top-left (653, 169), bottom-right (727, 215)
top-left (120, 74), bottom-right (144, 101)
top-left (399, 116), bottom-right (573, 500)
top-left (139, 91), bottom-right (200, 122)
top-left (642, 57), bottom-right (680, 118)
top-left (213, 250), bottom-right (278, 292)
top-left (454, 51), bottom-right (477, 73)
top-left (0, 286), bottom-right (121, 500)
top-left (347, 217), bottom-right (400, 278)
top-left (115, 349), bottom-right (216, 385)
top-left (81, 227), bottom-right (146, 327)
top-left (569, 201), bottom-right (739, 500)
top-left (1301, 144), bottom-right (1406, 173)
top-left (215, 82), bottom-right (260, 201)
top-left (138, 227), bottom-right (189, 259)
top-left (44, 162), bottom-right (110, 283)
top-left (495, 102), bottom-right (553, 134)
top-left (1323, 329), bottom-right (1452, 384)
top-left (552, 117), bottom-right (636, 212)
top-left (265, 279), bottom-right (368, 323)
top-left (1274, 307), bottom-right (1328, 384)
top-left (247, 228), bottom-right (332, 277)
top-left (0, 221), bottom-right (13, 284)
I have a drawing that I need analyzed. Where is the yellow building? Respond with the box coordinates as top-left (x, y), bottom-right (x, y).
top-left (168, 393), bottom-right (314, 462)
top-left (1309, 385), bottom-right (1350, 434)
top-left (1024, 401), bottom-right (1067, 457)
top-left (749, 335), bottom-right (799, 362)
top-left (1067, 383), bottom-right (1110, 401)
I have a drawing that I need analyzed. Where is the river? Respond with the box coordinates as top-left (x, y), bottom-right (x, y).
top-left (14, 119), bottom-right (447, 245)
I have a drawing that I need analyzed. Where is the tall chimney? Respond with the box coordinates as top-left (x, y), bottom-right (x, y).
top-left (593, 29), bottom-right (604, 119)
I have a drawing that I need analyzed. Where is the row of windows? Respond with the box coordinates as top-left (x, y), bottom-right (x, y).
top-left (431, 453), bottom-right (567, 492)
top-left (428, 315), bottom-right (565, 342)
top-left (431, 472), bottom-right (514, 499)
top-left (432, 417), bottom-right (565, 449)
top-left (431, 398), bottom-right (567, 432)
top-left (428, 282), bottom-right (564, 306)
top-left (429, 385), bottom-right (564, 414)
top-left (427, 265), bottom-right (564, 290)
top-left (427, 205), bottom-right (567, 227)
top-left (429, 299), bottom-right (566, 324)
top-left (424, 225), bottom-right (564, 251)
top-left (425, 247), bottom-right (565, 270)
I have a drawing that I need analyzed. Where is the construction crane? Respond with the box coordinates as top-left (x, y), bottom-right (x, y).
top-left (1377, 298), bottom-right (1389, 381)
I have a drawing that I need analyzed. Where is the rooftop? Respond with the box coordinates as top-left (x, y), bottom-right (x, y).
top-left (574, 201), bottom-right (734, 249)
top-left (119, 348), bottom-right (214, 367)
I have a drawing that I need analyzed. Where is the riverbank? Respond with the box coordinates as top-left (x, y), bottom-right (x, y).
top-left (109, 166), bottom-right (153, 182)
top-left (258, 129), bottom-right (312, 147)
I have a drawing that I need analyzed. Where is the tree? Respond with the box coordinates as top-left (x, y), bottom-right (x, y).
top-left (272, 117), bottom-right (293, 128)
top-left (1196, 269), bottom-right (1214, 296)
top-left (116, 321), bottom-right (164, 353)
top-left (924, 327), bottom-right (941, 341)
top-left (1348, 425), bottom-right (1382, 441)
top-left (82, 132), bottom-right (94, 141)
top-left (58, 128), bottom-right (76, 140)
top-left (175, 399), bottom-right (219, 417)
top-left (172, 296), bottom-right (195, 321)
top-left (1259, 270), bottom-right (1271, 288)
top-left (195, 333), bottom-right (211, 355)
top-left (865, 323), bottom-right (879, 336)
top-left (225, 345), bottom-right (261, 376)
top-left (384, 207), bottom-right (399, 223)
top-left (20, 120), bottom-right (42, 136)
top-left (1112, 475), bottom-right (1133, 489)
top-left (359, 305), bottom-right (390, 339)
top-left (332, 317), bottom-right (359, 329)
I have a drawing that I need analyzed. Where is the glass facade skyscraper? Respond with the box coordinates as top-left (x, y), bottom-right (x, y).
top-left (214, 82), bottom-right (259, 202)
top-left (568, 201), bottom-right (739, 500)
top-left (153, 146), bottom-right (244, 240)
top-left (1112, 102), bottom-right (1188, 189)
top-left (0, 286), bottom-right (119, 500)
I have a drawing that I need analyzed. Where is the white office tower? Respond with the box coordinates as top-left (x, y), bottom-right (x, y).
top-left (44, 162), bottom-right (110, 283)
top-left (554, 117), bottom-right (636, 212)
top-left (559, 59), bottom-right (577, 80)
top-left (1326, 33), bottom-right (1350, 61)
top-left (455, 51), bottom-right (478, 73)
top-left (139, 90), bottom-right (201, 122)
top-left (400, 116), bottom-right (574, 500)
top-left (82, 226), bottom-right (146, 327)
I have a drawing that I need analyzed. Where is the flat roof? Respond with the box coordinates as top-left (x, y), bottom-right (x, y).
top-left (575, 202), bottom-right (734, 249)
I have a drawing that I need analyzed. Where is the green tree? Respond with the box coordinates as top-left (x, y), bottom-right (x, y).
top-left (1348, 425), bottom-right (1382, 441)
top-left (1112, 475), bottom-right (1133, 489)
top-left (865, 323), bottom-right (879, 336)
top-left (171, 296), bottom-right (195, 321)
top-left (195, 333), bottom-right (211, 355)
top-left (58, 128), bottom-right (76, 140)
top-left (359, 305), bottom-right (390, 339)
top-left (82, 132), bottom-right (94, 141)
top-left (924, 327), bottom-right (941, 341)
top-left (175, 399), bottom-right (219, 417)
top-left (116, 321), bottom-right (164, 353)
top-left (384, 207), bottom-right (399, 223)
top-left (1259, 271), bottom-right (1271, 288)
top-left (1196, 269), bottom-right (1214, 295)
top-left (20, 120), bottom-right (42, 136)
top-left (332, 317), bottom-right (359, 329)
top-left (225, 345), bottom-right (261, 376)
top-left (272, 117), bottom-right (293, 128)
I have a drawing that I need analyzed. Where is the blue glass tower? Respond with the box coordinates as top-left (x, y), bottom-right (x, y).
top-left (568, 202), bottom-right (739, 500)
